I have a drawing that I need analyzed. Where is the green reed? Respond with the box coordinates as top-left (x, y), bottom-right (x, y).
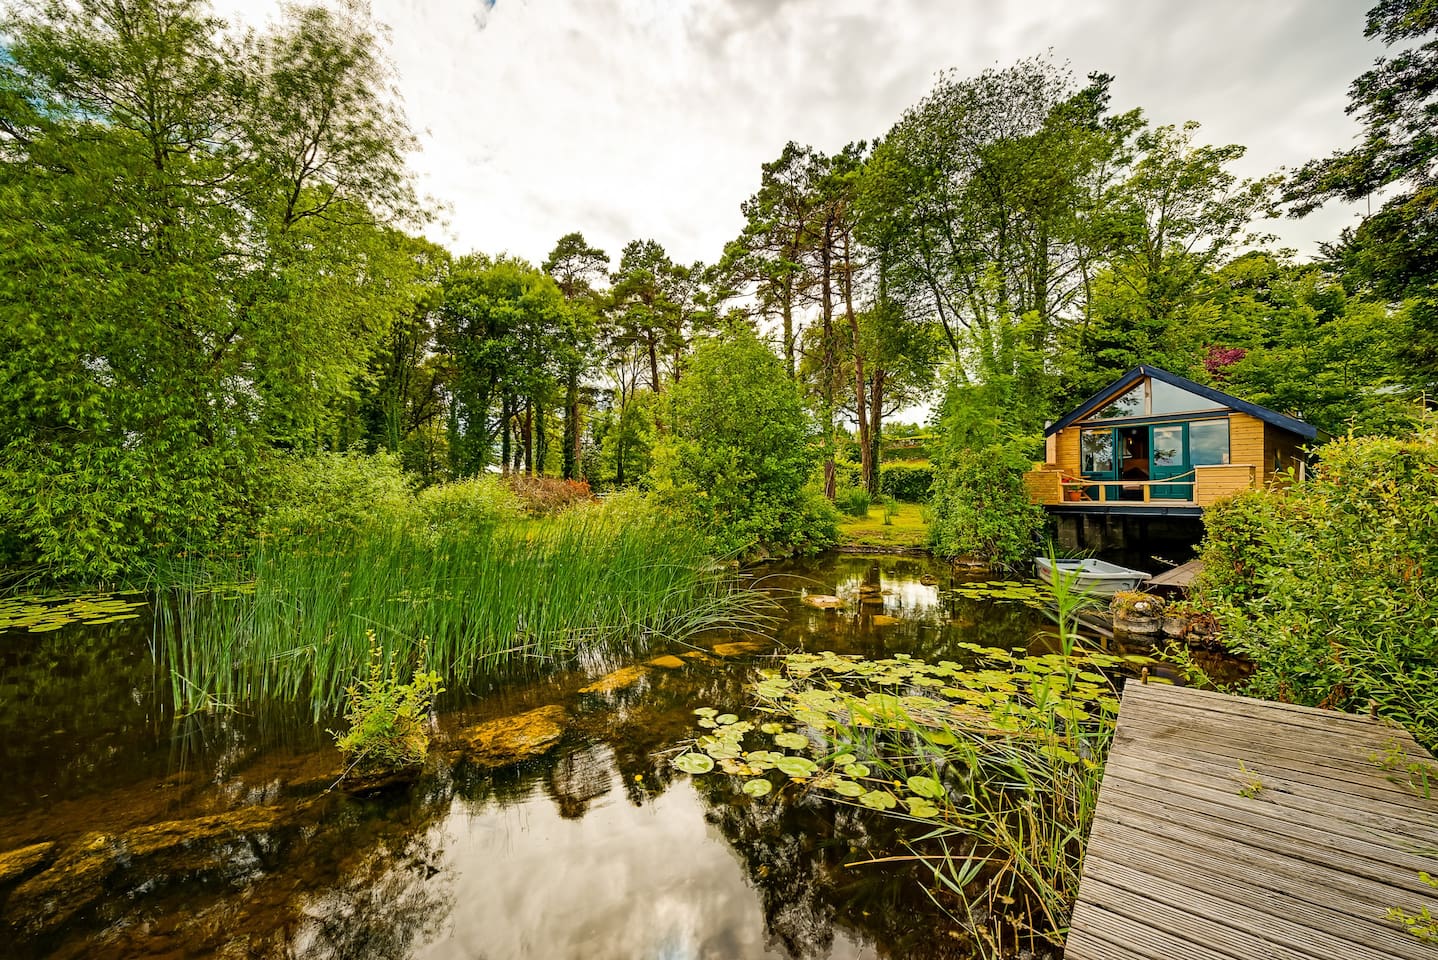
top-left (152, 509), bottom-right (771, 715)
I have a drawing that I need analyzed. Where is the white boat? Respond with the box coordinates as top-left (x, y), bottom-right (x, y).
top-left (1034, 557), bottom-right (1151, 597)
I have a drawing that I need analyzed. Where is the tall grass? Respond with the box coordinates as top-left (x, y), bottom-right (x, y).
top-left (153, 507), bottom-right (771, 714)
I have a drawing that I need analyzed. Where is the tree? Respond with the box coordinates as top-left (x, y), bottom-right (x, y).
top-left (1287, 0), bottom-right (1438, 395)
top-left (0, 0), bottom-right (423, 577)
top-left (438, 256), bottom-right (571, 476)
top-left (648, 330), bottom-right (833, 557)
top-left (721, 142), bottom-right (819, 378)
top-left (543, 232), bottom-right (609, 479)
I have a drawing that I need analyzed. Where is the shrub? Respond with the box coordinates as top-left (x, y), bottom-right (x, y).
top-left (1196, 426), bottom-right (1438, 748)
top-left (648, 329), bottom-right (834, 558)
top-left (507, 475), bottom-right (594, 516)
top-left (879, 462), bottom-right (934, 502)
top-left (927, 440), bottom-right (1045, 568)
top-left (260, 451), bottom-right (414, 538)
top-left (835, 487), bottom-right (871, 518)
top-left (415, 476), bottom-right (524, 535)
top-left (334, 633), bottom-right (444, 774)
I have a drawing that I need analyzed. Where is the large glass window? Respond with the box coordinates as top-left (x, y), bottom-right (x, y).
top-left (1080, 429), bottom-right (1113, 475)
top-left (1094, 383), bottom-right (1145, 420)
top-left (1152, 425), bottom-right (1184, 467)
top-left (1151, 379), bottom-right (1226, 415)
top-left (1189, 418), bottom-right (1230, 465)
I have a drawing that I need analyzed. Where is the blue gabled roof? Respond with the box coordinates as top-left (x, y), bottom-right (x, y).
top-left (1046, 365), bottom-right (1319, 440)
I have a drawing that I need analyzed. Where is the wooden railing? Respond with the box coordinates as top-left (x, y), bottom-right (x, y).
top-left (1059, 471), bottom-right (1196, 504)
top-left (1024, 463), bottom-right (1259, 508)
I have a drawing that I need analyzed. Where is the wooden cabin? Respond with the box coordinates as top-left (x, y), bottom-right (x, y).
top-left (1024, 366), bottom-right (1319, 517)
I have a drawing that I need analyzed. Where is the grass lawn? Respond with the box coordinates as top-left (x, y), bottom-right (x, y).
top-left (836, 501), bottom-right (928, 549)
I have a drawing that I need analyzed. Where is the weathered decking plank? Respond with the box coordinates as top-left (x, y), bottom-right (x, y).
top-left (1148, 558), bottom-right (1205, 590)
top-left (1065, 681), bottom-right (1438, 960)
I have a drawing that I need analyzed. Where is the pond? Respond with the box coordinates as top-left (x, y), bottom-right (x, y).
top-left (0, 553), bottom-right (1190, 959)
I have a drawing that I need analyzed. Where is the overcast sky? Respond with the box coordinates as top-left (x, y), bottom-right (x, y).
top-left (220, 0), bottom-right (1381, 268)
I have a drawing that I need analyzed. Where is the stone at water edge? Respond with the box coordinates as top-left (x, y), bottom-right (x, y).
top-left (0, 840), bottom-right (57, 887)
top-left (452, 704), bottom-right (569, 767)
top-left (801, 594), bottom-right (844, 609)
top-left (578, 665), bottom-right (649, 695)
top-left (646, 655), bottom-right (687, 670)
top-left (8, 804), bottom-right (298, 934)
top-left (710, 640), bottom-right (768, 657)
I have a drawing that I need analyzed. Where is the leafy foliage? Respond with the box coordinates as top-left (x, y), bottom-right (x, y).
top-left (648, 329), bottom-right (837, 557)
top-left (260, 452), bottom-right (415, 539)
top-left (335, 634), bottom-right (444, 773)
top-left (878, 463), bottom-right (934, 502)
top-left (928, 439), bottom-right (1045, 568)
top-left (1196, 426), bottom-right (1438, 747)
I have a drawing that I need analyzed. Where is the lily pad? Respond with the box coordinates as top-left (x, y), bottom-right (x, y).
top-left (858, 790), bottom-right (898, 811)
top-left (673, 753), bottom-right (714, 775)
top-left (906, 775), bottom-right (945, 799)
top-left (773, 731), bottom-right (809, 750)
top-left (742, 778), bottom-right (773, 797)
top-left (775, 755), bottom-right (818, 777)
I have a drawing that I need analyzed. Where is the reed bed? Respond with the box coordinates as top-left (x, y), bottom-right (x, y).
top-left (153, 509), bottom-right (770, 714)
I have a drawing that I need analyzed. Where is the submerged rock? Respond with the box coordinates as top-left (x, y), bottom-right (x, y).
top-left (0, 841), bottom-right (57, 887)
top-left (710, 640), bottom-right (768, 657)
top-left (578, 665), bottom-right (649, 695)
top-left (8, 804), bottom-right (294, 934)
top-left (452, 704), bottom-right (568, 767)
top-left (801, 594), bottom-right (845, 609)
top-left (646, 655), bottom-right (687, 670)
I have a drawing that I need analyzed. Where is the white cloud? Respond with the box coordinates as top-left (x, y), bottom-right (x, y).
top-left (215, 0), bottom-right (1381, 265)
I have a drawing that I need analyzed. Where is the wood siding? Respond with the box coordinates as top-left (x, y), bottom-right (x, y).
top-left (1228, 412), bottom-right (1265, 470)
top-left (1056, 428), bottom-right (1080, 475)
top-left (1194, 464), bottom-right (1256, 506)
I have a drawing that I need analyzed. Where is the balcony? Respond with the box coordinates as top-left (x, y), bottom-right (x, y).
top-left (1023, 463), bottom-right (1258, 510)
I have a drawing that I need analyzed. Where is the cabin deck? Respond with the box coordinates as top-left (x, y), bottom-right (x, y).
top-left (1066, 682), bottom-right (1438, 960)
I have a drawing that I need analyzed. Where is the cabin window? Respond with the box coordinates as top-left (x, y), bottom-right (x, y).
top-left (1189, 418), bottom-right (1230, 465)
top-left (1094, 383), bottom-right (1145, 420)
top-left (1080, 429), bottom-right (1113, 474)
top-left (1150, 379), bottom-right (1226, 416)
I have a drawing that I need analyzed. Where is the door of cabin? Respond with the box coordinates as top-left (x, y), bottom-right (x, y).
top-left (1150, 424), bottom-right (1192, 500)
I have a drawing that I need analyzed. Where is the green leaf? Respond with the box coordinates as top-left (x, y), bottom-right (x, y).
top-left (673, 753), bottom-right (714, 774)
top-left (906, 775), bottom-right (945, 799)
top-left (742, 778), bottom-right (773, 797)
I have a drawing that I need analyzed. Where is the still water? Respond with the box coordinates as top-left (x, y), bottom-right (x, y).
top-left (0, 553), bottom-right (1167, 959)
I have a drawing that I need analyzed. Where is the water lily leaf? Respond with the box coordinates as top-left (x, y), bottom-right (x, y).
top-left (716, 713), bottom-right (739, 725)
top-left (775, 755), bottom-right (818, 777)
top-left (831, 779), bottom-right (865, 798)
top-left (694, 707), bottom-right (718, 718)
top-left (906, 775), bottom-right (945, 799)
top-left (760, 722), bottom-right (784, 734)
top-left (702, 742), bottom-right (740, 760)
top-left (904, 797), bottom-right (940, 818)
top-left (743, 778), bottom-right (773, 797)
top-left (858, 790), bottom-right (897, 811)
top-left (697, 718), bottom-right (717, 728)
top-left (673, 753), bottom-right (714, 774)
top-left (773, 732), bottom-right (809, 750)
top-left (830, 753), bottom-right (857, 766)
top-left (843, 762), bottom-right (870, 778)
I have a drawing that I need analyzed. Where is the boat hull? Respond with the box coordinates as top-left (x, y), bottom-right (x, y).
top-left (1034, 558), bottom-right (1151, 597)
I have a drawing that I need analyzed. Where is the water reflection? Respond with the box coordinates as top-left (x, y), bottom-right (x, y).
top-left (2, 553), bottom-right (1086, 958)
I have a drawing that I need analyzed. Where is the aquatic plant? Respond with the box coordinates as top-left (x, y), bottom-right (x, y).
top-left (670, 568), bottom-right (1134, 954)
top-left (334, 633), bottom-right (444, 774)
top-left (155, 507), bottom-right (772, 714)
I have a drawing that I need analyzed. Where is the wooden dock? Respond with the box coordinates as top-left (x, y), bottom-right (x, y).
top-left (1066, 681), bottom-right (1438, 960)
top-left (1147, 558), bottom-right (1204, 592)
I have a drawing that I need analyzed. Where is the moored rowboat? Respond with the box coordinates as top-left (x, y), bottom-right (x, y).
top-left (1034, 557), bottom-right (1151, 597)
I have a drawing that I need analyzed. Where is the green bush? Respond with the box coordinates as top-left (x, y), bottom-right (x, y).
top-left (879, 462), bottom-right (934, 502)
top-left (1196, 426), bottom-right (1438, 748)
top-left (927, 440), bottom-right (1044, 568)
top-left (648, 330), bottom-right (836, 558)
top-left (260, 451), bottom-right (414, 539)
top-left (415, 476), bottom-right (524, 535)
top-left (835, 487), bottom-right (871, 518)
